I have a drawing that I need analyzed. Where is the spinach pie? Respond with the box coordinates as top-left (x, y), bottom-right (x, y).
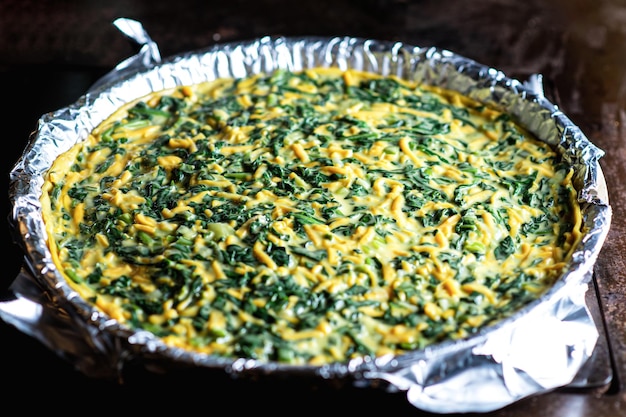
top-left (40, 67), bottom-right (583, 365)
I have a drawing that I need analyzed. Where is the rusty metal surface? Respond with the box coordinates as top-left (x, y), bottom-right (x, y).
top-left (1, 0), bottom-right (625, 414)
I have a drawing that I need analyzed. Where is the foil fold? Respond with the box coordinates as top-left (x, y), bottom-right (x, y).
top-left (367, 280), bottom-right (598, 413)
top-left (2, 19), bottom-right (612, 414)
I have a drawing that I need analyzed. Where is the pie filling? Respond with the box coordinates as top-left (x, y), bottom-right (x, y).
top-left (41, 67), bottom-right (583, 365)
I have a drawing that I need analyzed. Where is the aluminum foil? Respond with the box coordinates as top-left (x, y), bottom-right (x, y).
top-left (2, 18), bottom-right (612, 414)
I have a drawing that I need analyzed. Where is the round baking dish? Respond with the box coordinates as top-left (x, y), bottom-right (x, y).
top-left (6, 32), bottom-right (612, 413)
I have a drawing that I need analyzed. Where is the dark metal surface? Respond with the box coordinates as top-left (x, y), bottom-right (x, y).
top-left (1, 0), bottom-right (625, 414)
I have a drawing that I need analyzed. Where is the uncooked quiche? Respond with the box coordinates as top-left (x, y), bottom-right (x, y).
top-left (40, 67), bottom-right (583, 365)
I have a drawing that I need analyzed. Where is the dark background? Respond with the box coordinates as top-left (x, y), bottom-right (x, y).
top-left (1, 1), bottom-right (625, 415)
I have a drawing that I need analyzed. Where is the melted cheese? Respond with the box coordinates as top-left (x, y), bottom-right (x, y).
top-left (40, 67), bottom-right (583, 365)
